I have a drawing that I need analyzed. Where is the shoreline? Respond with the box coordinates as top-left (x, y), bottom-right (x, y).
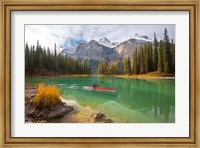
top-left (26, 72), bottom-right (175, 80)
top-left (25, 74), bottom-right (90, 77)
top-left (25, 84), bottom-right (113, 123)
top-left (113, 75), bottom-right (175, 80)
top-left (52, 97), bottom-right (112, 123)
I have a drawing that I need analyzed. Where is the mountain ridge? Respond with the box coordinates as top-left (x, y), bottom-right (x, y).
top-left (60, 33), bottom-right (152, 61)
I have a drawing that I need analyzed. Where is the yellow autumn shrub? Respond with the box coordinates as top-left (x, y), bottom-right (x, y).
top-left (33, 83), bottom-right (61, 109)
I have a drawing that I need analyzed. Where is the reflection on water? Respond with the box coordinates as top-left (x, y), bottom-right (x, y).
top-left (26, 76), bottom-right (175, 123)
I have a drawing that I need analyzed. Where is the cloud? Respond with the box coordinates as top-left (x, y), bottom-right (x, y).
top-left (60, 37), bottom-right (86, 48)
top-left (25, 24), bottom-right (175, 51)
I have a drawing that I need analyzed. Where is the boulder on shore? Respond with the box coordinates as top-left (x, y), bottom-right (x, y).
top-left (93, 112), bottom-right (113, 123)
top-left (25, 84), bottom-right (74, 123)
top-left (93, 112), bottom-right (105, 121)
top-left (26, 101), bottom-right (74, 121)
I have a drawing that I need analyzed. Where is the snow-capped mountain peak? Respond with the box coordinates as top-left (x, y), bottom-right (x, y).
top-left (133, 33), bottom-right (152, 42)
top-left (98, 37), bottom-right (118, 48)
top-left (99, 37), bottom-right (111, 44)
top-left (60, 47), bottom-right (76, 56)
top-left (112, 41), bottom-right (120, 46)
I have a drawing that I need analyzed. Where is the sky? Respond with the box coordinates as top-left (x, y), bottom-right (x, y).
top-left (25, 24), bottom-right (175, 50)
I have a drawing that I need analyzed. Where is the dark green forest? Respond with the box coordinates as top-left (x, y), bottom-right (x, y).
top-left (25, 41), bottom-right (91, 75)
top-left (97, 28), bottom-right (175, 75)
top-left (25, 28), bottom-right (175, 76)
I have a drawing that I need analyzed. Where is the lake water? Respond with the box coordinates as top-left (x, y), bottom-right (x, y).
top-left (26, 76), bottom-right (175, 123)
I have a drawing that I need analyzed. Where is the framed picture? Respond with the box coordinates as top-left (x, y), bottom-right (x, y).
top-left (0, 0), bottom-right (199, 147)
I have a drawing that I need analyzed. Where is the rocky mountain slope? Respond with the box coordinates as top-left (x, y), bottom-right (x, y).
top-left (116, 38), bottom-right (150, 57)
top-left (60, 34), bottom-right (152, 62)
top-left (70, 39), bottom-right (122, 61)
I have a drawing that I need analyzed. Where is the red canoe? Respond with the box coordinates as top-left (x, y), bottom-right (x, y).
top-left (83, 86), bottom-right (116, 92)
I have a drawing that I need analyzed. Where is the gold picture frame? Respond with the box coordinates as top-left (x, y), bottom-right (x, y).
top-left (0, 0), bottom-right (199, 147)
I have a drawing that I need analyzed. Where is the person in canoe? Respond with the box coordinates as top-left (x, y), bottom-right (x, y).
top-left (93, 82), bottom-right (99, 88)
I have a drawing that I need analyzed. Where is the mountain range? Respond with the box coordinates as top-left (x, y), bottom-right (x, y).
top-left (60, 33), bottom-right (152, 62)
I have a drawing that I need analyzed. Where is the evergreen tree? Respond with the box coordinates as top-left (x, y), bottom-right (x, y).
top-left (110, 64), bottom-right (116, 74)
top-left (144, 45), bottom-right (150, 73)
top-left (103, 61), bottom-right (109, 75)
top-left (54, 43), bottom-right (58, 72)
top-left (127, 57), bottom-right (131, 74)
top-left (171, 39), bottom-right (175, 74)
top-left (119, 60), bottom-right (124, 74)
top-left (30, 45), bottom-right (35, 73)
top-left (83, 59), bottom-right (89, 74)
top-left (132, 48), bottom-right (138, 74)
top-left (97, 61), bottom-right (104, 74)
top-left (123, 58), bottom-right (128, 74)
top-left (47, 47), bottom-right (52, 71)
top-left (138, 46), bottom-right (145, 74)
top-left (163, 28), bottom-right (173, 74)
top-left (25, 43), bottom-right (30, 72)
top-left (157, 40), bottom-right (164, 73)
top-left (148, 43), bottom-right (153, 72)
top-left (153, 33), bottom-right (158, 71)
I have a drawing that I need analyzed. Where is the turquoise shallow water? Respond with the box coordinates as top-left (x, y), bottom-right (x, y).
top-left (25, 76), bottom-right (175, 123)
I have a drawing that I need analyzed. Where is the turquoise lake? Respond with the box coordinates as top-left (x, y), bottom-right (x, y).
top-left (25, 76), bottom-right (175, 123)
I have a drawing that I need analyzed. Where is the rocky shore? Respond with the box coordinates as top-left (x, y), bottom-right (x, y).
top-left (25, 84), bottom-right (112, 123)
top-left (25, 84), bottom-right (74, 123)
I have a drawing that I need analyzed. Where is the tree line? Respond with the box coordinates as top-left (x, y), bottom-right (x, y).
top-left (25, 41), bottom-right (91, 75)
top-left (97, 61), bottom-right (123, 75)
top-left (98, 28), bottom-right (175, 75)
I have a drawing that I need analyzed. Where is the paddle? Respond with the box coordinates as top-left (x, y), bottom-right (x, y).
top-left (98, 80), bottom-right (103, 86)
